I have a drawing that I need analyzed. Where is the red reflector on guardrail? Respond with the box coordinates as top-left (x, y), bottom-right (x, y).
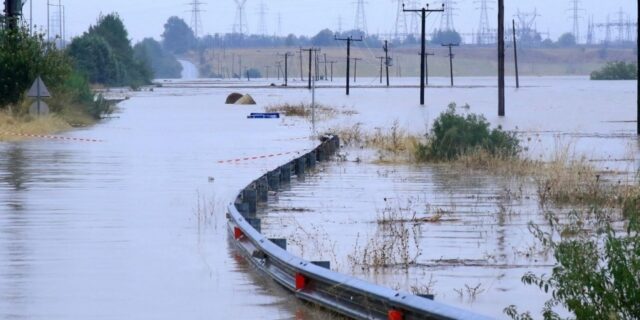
top-left (295, 273), bottom-right (308, 290)
top-left (234, 227), bottom-right (244, 240)
top-left (388, 309), bottom-right (404, 320)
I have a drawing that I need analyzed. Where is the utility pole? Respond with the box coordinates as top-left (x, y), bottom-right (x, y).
top-left (279, 52), bottom-right (293, 86)
top-left (275, 61), bottom-right (282, 80)
top-left (299, 48), bottom-right (304, 81)
top-left (238, 55), bottom-right (243, 80)
top-left (498, 0), bottom-right (505, 116)
top-left (334, 35), bottom-right (363, 95)
top-left (512, 19), bottom-right (520, 89)
top-left (383, 40), bottom-right (390, 87)
top-left (442, 43), bottom-right (459, 87)
top-left (419, 51), bottom-right (435, 85)
top-left (403, 3), bottom-right (445, 105)
top-left (329, 61), bottom-right (337, 82)
top-left (352, 58), bottom-right (362, 82)
top-left (377, 57), bottom-right (384, 83)
top-left (265, 65), bottom-right (270, 80)
top-left (302, 48), bottom-right (320, 89)
top-left (323, 53), bottom-right (328, 81)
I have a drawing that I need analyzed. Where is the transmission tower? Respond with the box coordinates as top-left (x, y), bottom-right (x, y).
top-left (257, 1), bottom-right (267, 36)
top-left (567, 0), bottom-right (583, 44)
top-left (232, 0), bottom-right (248, 35)
top-left (408, 0), bottom-right (420, 36)
top-left (586, 15), bottom-right (594, 45)
top-left (514, 8), bottom-right (541, 43)
top-left (476, 0), bottom-right (493, 45)
top-left (439, 0), bottom-right (457, 31)
top-left (353, 0), bottom-right (367, 34)
top-left (189, 0), bottom-right (204, 38)
top-left (393, 0), bottom-right (408, 39)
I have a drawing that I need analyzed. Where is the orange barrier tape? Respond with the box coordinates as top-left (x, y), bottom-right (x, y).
top-left (216, 150), bottom-right (307, 164)
top-left (1, 131), bottom-right (103, 143)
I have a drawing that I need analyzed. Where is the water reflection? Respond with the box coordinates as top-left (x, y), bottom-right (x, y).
top-left (1, 144), bottom-right (29, 191)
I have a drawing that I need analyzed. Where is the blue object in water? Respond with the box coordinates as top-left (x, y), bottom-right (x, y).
top-left (247, 113), bottom-right (280, 119)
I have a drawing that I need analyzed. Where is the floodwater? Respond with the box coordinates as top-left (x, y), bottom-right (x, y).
top-left (0, 74), bottom-right (637, 319)
top-left (0, 84), bottom-right (320, 319)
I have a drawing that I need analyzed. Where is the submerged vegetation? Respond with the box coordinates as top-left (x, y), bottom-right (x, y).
top-left (415, 104), bottom-right (521, 161)
top-left (590, 61), bottom-right (638, 80)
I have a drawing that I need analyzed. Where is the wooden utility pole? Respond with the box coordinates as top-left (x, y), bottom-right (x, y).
top-left (352, 58), bottom-right (362, 82)
top-left (300, 48), bottom-right (320, 90)
top-left (329, 61), bottom-right (337, 82)
top-left (275, 61), bottom-right (282, 80)
top-left (403, 3), bottom-right (445, 105)
top-left (442, 43), bottom-right (459, 86)
top-left (278, 52), bottom-right (293, 86)
top-left (383, 40), bottom-right (390, 87)
top-left (334, 35), bottom-right (363, 95)
top-left (299, 48), bottom-right (304, 81)
top-left (513, 19), bottom-right (520, 89)
top-left (420, 51), bottom-right (435, 85)
top-left (498, 0), bottom-right (505, 116)
top-left (323, 53), bottom-right (328, 80)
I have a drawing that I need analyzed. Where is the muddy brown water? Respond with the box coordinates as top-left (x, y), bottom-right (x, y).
top-left (0, 76), bottom-right (637, 319)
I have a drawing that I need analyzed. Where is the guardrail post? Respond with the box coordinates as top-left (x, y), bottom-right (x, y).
top-left (295, 157), bottom-right (306, 176)
top-left (268, 170), bottom-right (281, 191)
top-left (246, 218), bottom-right (261, 233)
top-left (280, 163), bottom-right (291, 184)
top-left (317, 145), bottom-right (326, 161)
top-left (311, 261), bottom-right (330, 269)
top-left (307, 150), bottom-right (316, 168)
top-left (242, 188), bottom-right (257, 214)
top-left (257, 176), bottom-right (268, 202)
top-left (269, 238), bottom-right (287, 250)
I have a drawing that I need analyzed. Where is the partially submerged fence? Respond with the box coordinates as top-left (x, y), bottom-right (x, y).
top-left (226, 135), bottom-right (492, 320)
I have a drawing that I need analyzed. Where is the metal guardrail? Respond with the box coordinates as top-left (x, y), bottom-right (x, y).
top-left (226, 135), bottom-right (493, 320)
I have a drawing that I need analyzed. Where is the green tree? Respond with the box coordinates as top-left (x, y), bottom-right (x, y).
top-left (162, 16), bottom-right (195, 54)
top-left (0, 27), bottom-right (71, 108)
top-left (557, 33), bottom-right (577, 47)
top-left (311, 29), bottom-right (335, 46)
top-left (68, 13), bottom-right (151, 87)
top-left (431, 29), bottom-right (462, 45)
top-left (133, 38), bottom-right (182, 79)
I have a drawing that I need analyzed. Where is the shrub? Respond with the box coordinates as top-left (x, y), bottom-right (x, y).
top-left (590, 61), bottom-right (637, 80)
top-left (506, 213), bottom-right (640, 320)
top-left (415, 104), bottom-right (520, 161)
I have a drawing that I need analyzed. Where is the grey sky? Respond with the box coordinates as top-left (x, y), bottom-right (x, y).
top-left (27, 0), bottom-right (637, 43)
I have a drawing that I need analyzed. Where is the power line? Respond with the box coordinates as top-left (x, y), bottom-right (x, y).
top-left (257, 0), bottom-right (267, 36)
top-left (439, 0), bottom-right (457, 32)
top-left (393, 0), bottom-right (408, 40)
top-left (403, 2), bottom-right (445, 105)
top-left (189, 0), bottom-right (205, 38)
top-left (232, 0), bottom-right (248, 35)
top-left (353, 0), bottom-right (367, 34)
top-left (567, 0), bottom-right (583, 44)
top-left (334, 35), bottom-right (363, 95)
top-left (475, 0), bottom-right (493, 45)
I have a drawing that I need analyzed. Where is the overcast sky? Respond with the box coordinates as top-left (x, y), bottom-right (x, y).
top-left (26, 0), bottom-right (638, 43)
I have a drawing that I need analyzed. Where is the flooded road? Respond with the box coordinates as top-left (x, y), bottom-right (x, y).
top-left (0, 76), bottom-right (636, 319)
top-left (0, 86), bottom-right (318, 319)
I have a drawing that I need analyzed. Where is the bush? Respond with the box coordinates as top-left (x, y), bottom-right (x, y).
top-left (590, 61), bottom-right (638, 80)
top-left (0, 27), bottom-right (71, 108)
top-left (506, 213), bottom-right (640, 320)
top-left (415, 104), bottom-right (520, 161)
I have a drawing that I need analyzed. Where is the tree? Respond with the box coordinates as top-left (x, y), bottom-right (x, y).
top-left (311, 29), bottom-right (335, 46)
top-left (431, 29), bottom-right (462, 45)
top-left (162, 16), bottom-right (195, 54)
top-left (557, 33), bottom-right (577, 47)
top-left (133, 38), bottom-right (182, 79)
top-left (68, 13), bottom-right (150, 87)
top-left (0, 27), bottom-right (71, 108)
